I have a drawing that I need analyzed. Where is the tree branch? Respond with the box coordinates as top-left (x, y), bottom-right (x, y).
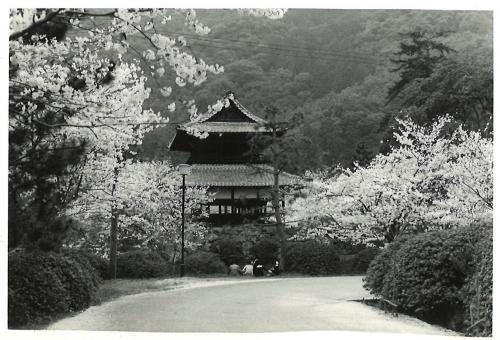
top-left (10, 9), bottom-right (64, 40)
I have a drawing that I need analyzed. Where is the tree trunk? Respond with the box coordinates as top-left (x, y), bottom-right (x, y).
top-left (109, 209), bottom-right (118, 279)
top-left (109, 165), bottom-right (119, 279)
top-left (171, 249), bottom-right (178, 276)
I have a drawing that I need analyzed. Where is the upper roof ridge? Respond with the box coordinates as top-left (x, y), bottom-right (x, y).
top-left (195, 91), bottom-right (267, 124)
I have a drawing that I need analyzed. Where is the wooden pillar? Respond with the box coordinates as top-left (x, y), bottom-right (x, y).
top-left (256, 189), bottom-right (260, 214)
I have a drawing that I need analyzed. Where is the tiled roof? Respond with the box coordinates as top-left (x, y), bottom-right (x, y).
top-left (196, 92), bottom-right (267, 124)
top-left (176, 92), bottom-right (273, 134)
top-left (179, 122), bottom-right (272, 133)
top-left (185, 164), bottom-right (300, 187)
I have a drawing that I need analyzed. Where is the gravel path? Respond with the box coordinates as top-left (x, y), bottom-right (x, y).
top-left (48, 276), bottom-right (459, 335)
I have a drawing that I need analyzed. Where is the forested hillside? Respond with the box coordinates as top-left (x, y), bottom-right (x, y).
top-left (115, 9), bottom-right (492, 172)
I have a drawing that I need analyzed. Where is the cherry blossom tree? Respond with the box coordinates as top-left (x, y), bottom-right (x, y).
top-left (66, 161), bottom-right (211, 266)
top-left (9, 8), bottom-right (286, 251)
top-left (9, 21), bottom-right (160, 248)
top-left (288, 116), bottom-right (493, 244)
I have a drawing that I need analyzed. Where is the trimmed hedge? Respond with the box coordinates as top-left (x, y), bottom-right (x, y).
top-left (116, 250), bottom-right (170, 278)
top-left (62, 248), bottom-right (110, 280)
top-left (250, 239), bottom-right (279, 267)
top-left (329, 238), bottom-right (368, 255)
top-left (285, 241), bottom-right (340, 275)
top-left (185, 251), bottom-right (227, 275)
top-left (363, 236), bottom-right (410, 294)
top-left (351, 247), bottom-right (381, 274)
top-left (51, 255), bottom-right (101, 311)
top-left (364, 225), bottom-right (491, 334)
top-left (209, 238), bottom-right (246, 266)
top-left (8, 250), bottom-right (101, 328)
top-left (461, 228), bottom-right (492, 336)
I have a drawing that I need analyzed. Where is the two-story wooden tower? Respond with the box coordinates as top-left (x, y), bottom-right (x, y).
top-left (169, 91), bottom-right (297, 224)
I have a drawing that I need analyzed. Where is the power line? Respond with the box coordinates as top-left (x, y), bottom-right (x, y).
top-left (186, 37), bottom-right (383, 66)
top-left (160, 29), bottom-right (388, 63)
top-left (161, 29), bottom-right (387, 61)
top-left (157, 31), bottom-right (383, 65)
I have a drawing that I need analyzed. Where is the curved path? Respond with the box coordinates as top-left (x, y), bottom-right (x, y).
top-left (48, 276), bottom-right (457, 334)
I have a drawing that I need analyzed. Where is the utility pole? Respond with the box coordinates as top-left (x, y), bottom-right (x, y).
top-left (179, 164), bottom-right (191, 277)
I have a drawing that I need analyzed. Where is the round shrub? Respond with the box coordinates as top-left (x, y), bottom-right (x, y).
top-left (8, 249), bottom-right (101, 328)
top-left (285, 241), bottom-right (340, 275)
top-left (62, 248), bottom-right (110, 280)
top-left (116, 250), bottom-right (170, 278)
top-left (363, 235), bottom-right (410, 295)
top-left (462, 228), bottom-right (492, 336)
top-left (364, 225), bottom-right (488, 331)
top-left (49, 255), bottom-right (101, 311)
top-left (392, 228), bottom-right (481, 324)
top-left (250, 239), bottom-right (279, 267)
top-left (209, 238), bottom-right (245, 266)
top-left (184, 251), bottom-right (227, 275)
top-left (351, 247), bottom-right (381, 274)
top-left (9, 251), bottom-right (70, 328)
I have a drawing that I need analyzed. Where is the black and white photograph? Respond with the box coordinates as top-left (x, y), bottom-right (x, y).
top-left (5, 2), bottom-right (494, 338)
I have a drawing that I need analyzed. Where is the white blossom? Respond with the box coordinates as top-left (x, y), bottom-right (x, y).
top-left (288, 117), bottom-right (493, 245)
top-left (161, 86), bottom-right (172, 97)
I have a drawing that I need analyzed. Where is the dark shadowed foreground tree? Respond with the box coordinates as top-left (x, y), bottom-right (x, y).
top-left (387, 30), bottom-right (454, 103)
top-left (394, 56), bottom-right (493, 133)
top-left (380, 29), bottom-right (492, 153)
top-left (9, 15), bottom-right (87, 250)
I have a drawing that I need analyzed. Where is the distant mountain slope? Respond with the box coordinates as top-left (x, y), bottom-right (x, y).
top-left (76, 9), bottom-right (491, 171)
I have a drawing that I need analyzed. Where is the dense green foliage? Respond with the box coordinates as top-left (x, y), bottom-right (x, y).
top-left (351, 248), bottom-right (381, 274)
top-left (209, 238), bottom-right (246, 266)
top-left (285, 241), bottom-right (340, 275)
top-left (249, 239), bottom-right (280, 267)
top-left (134, 9), bottom-right (492, 173)
top-left (8, 250), bottom-right (101, 328)
top-left (116, 250), bottom-right (171, 278)
top-left (9, 20), bottom-right (88, 251)
top-left (364, 225), bottom-right (491, 334)
top-left (184, 251), bottom-right (227, 274)
top-left (461, 229), bottom-right (492, 336)
top-left (387, 30), bottom-right (454, 103)
top-left (328, 238), bottom-right (370, 255)
top-left (62, 248), bottom-right (110, 280)
top-left (363, 236), bottom-right (410, 294)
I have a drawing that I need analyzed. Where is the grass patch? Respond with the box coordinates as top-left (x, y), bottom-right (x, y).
top-left (92, 275), bottom-right (249, 305)
top-left (92, 273), bottom-right (310, 306)
top-left (93, 277), bottom-right (188, 305)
